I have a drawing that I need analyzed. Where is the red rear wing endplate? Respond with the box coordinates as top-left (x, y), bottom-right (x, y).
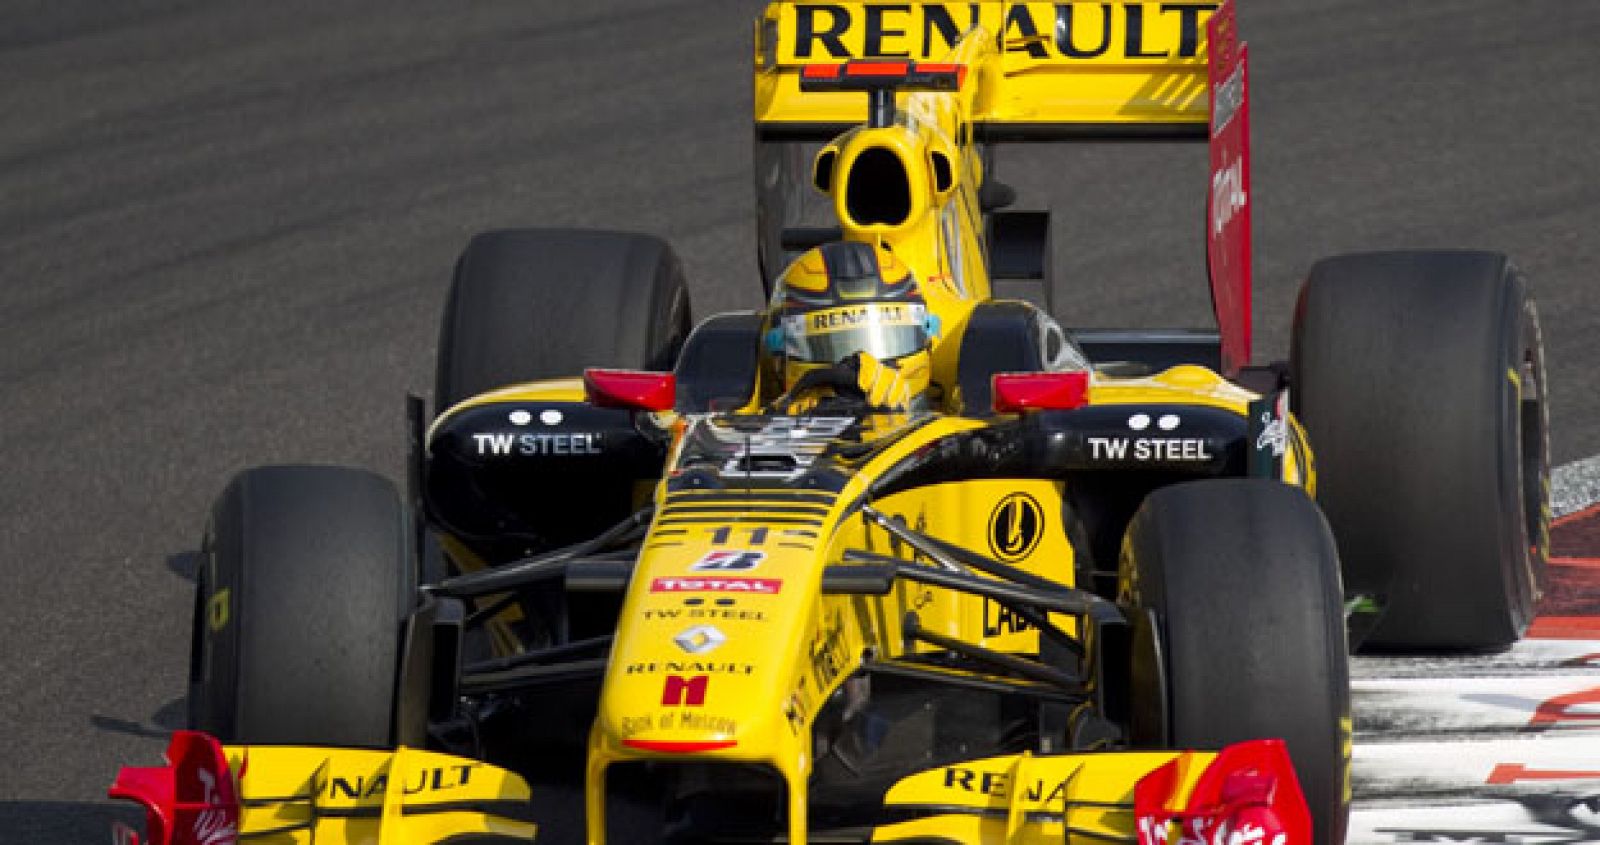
top-left (1205, 0), bottom-right (1252, 375)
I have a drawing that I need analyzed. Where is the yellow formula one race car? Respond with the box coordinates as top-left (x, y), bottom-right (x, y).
top-left (113, 3), bottom-right (1549, 844)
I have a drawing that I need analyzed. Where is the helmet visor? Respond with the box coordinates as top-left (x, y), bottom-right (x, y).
top-left (783, 302), bottom-right (928, 363)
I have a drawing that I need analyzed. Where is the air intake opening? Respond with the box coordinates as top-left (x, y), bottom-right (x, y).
top-left (844, 147), bottom-right (911, 227)
top-left (930, 150), bottom-right (953, 193)
top-left (814, 149), bottom-right (837, 192)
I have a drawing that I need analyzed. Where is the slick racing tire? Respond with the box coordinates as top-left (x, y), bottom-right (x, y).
top-left (188, 465), bottom-right (412, 746)
top-left (434, 228), bottom-right (693, 412)
top-left (1122, 479), bottom-right (1350, 845)
top-left (1292, 250), bottom-right (1548, 650)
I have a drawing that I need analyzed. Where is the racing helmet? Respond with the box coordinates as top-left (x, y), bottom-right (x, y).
top-left (770, 240), bottom-right (935, 404)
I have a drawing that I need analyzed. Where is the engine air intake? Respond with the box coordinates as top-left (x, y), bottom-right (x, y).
top-left (844, 147), bottom-right (911, 227)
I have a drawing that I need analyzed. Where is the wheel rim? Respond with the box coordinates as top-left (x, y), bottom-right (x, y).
top-left (1518, 302), bottom-right (1551, 597)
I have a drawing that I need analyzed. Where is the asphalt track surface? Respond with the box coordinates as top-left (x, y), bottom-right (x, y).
top-left (1, 2), bottom-right (1597, 841)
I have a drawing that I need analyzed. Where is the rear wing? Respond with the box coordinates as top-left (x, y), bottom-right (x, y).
top-left (755, 1), bottom-right (1218, 141)
top-left (755, 1), bottom-right (1253, 373)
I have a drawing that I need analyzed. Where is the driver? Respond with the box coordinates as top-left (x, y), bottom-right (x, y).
top-left (766, 240), bottom-right (935, 413)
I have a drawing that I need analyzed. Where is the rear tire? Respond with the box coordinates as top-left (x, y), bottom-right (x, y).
top-left (1292, 250), bottom-right (1548, 650)
top-left (434, 228), bottom-right (693, 412)
top-left (1122, 479), bottom-right (1350, 845)
top-left (188, 465), bottom-right (412, 746)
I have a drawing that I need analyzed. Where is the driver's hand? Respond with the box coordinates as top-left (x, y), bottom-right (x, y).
top-left (787, 392), bottom-right (822, 414)
top-left (843, 351), bottom-right (914, 410)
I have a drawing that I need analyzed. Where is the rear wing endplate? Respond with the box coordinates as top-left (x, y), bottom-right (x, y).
top-left (1205, 0), bottom-right (1251, 374)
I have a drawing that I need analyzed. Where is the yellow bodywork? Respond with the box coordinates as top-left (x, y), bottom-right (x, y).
top-left (583, 396), bottom-right (1310, 844)
top-left (756, 2), bottom-right (1219, 130)
top-left (577, 6), bottom-right (1306, 841)
top-left (196, 3), bottom-right (1312, 843)
top-left (221, 745), bottom-right (536, 843)
top-left (871, 748), bottom-right (1214, 843)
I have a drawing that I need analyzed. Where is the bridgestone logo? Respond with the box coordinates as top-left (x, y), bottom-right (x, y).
top-left (650, 577), bottom-right (781, 594)
top-left (690, 550), bottom-right (765, 571)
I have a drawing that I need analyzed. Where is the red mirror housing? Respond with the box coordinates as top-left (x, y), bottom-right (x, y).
top-left (991, 371), bottom-right (1090, 413)
top-left (584, 369), bottom-right (676, 412)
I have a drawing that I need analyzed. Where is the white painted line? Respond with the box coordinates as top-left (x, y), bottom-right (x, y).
top-left (1355, 675), bottom-right (1600, 737)
top-left (1355, 735), bottom-right (1600, 800)
top-left (1553, 454), bottom-right (1600, 517)
top-left (1349, 798), bottom-right (1600, 844)
top-left (1353, 639), bottom-right (1600, 681)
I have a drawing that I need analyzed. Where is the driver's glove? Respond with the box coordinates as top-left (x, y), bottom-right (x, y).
top-left (842, 351), bottom-right (914, 410)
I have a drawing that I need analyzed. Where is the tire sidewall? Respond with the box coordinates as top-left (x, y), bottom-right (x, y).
top-left (434, 229), bottom-right (694, 411)
top-left (1291, 251), bottom-right (1545, 650)
top-left (189, 466), bottom-right (411, 747)
top-left (1121, 479), bottom-right (1350, 845)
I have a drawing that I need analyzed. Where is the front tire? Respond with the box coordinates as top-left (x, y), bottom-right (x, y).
top-left (427, 229), bottom-right (693, 555)
top-left (434, 228), bottom-right (693, 412)
top-left (1122, 479), bottom-right (1350, 845)
top-left (188, 465), bottom-right (412, 746)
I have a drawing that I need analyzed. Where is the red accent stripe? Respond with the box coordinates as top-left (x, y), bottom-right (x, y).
top-left (915, 63), bottom-right (968, 86)
top-left (622, 739), bottom-right (737, 754)
top-left (801, 61), bottom-right (966, 88)
top-left (801, 64), bottom-right (842, 80)
top-left (846, 61), bottom-right (910, 77)
top-left (1487, 763), bottom-right (1600, 784)
top-left (1529, 616), bottom-right (1600, 639)
top-left (1533, 500), bottom-right (1600, 639)
top-left (1554, 501), bottom-right (1600, 528)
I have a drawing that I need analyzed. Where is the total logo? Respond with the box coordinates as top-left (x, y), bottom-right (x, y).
top-left (650, 577), bottom-right (782, 595)
top-left (1211, 155), bottom-right (1248, 236)
top-left (674, 625), bottom-right (726, 655)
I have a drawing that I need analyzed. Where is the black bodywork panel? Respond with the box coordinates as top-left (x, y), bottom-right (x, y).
top-left (986, 210), bottom-right (1053, 315)
top-left (674, 311), bottom-right (765, 413)
top-left (955, 300), bottom-right (1051, 414)
top-left (427, 402), bottom-right (668, 556)
top-left (1072, 328), bottom-right (1222, 373)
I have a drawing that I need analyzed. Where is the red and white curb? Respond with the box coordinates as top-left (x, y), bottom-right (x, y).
top-left (1348, 493), bottom-right (1600, 843)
